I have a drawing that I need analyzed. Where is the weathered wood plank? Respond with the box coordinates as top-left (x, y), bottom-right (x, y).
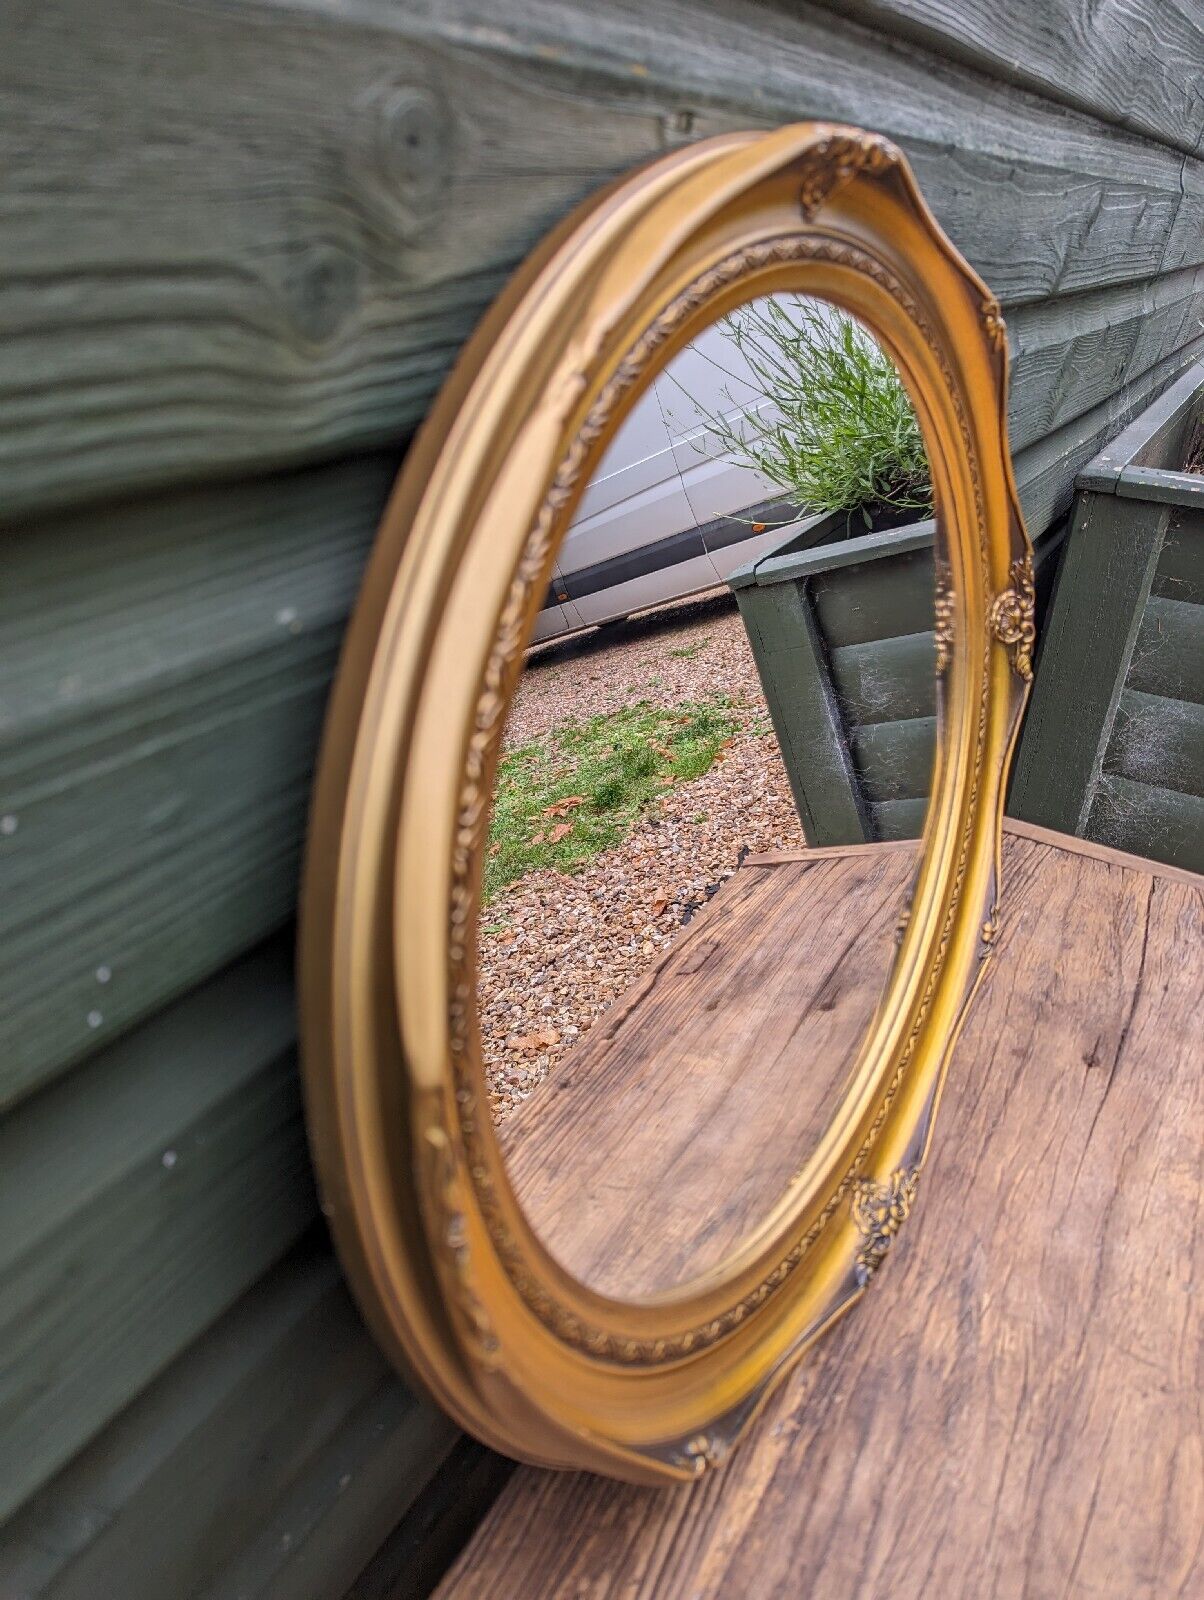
top-left (810, 544), bottom-right (934, 650)
top-left (851, 716), bottom-right (936, 803)
top-left (4, 0), bottom-right (1204, 515)
top-left (501, 851), bottom-right (914, 1295)
top-left (828, 0), bottom-right (1204, 156)
top-left (869, 795), bottom-right (930, 840)
top-left (1078, 357), bottom-right (1204, 487)
top-left (1007, 266), bottom-right (1204, 453)
top-left (1105, 688), bottom-right (1204, 801)
top-left (439, 831), bottom-right (1204, 1600)
top-left (0, 1236), bottom-right (467, 1600)
top-left (1128, 593), bottom-right (1204, 706)
top-left (1014, 336), bottom-right (1204, 534)
top-left (0, 452), bottom-right (393, 1109)
top-left (0, 939), bottom-right (314, 1519)
top-left (1087, 773), bottom-right (1204, 876)
top-left (829, 631), bottom-right (936, 727)
top-left (1154, 509), bottom-right (1204, 605)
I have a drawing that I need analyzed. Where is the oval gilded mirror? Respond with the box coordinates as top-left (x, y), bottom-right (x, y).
top-left (300, 123), bottom-right (1032, 1482)
top-left (491, 293), bottom-right (936, 1302)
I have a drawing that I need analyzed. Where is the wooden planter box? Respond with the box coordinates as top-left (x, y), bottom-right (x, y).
top-left (730, 512), bottom-right (1061, 846)
top-left (1011, 361), bottom-right (1204, 875)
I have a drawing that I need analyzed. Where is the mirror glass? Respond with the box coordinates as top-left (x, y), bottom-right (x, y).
top-left (480, 293), bottom-right (937, 1298)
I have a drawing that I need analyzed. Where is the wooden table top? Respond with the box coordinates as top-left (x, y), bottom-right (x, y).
top-left (439, 822), bottom-right (1204, 1599)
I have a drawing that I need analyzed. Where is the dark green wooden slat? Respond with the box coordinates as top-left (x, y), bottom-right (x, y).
top-left (0, 1244), bottom-right (341, 1597)
top-left (0, 940), bottom-right (315, 1520)
top-left (734, 582), bottom-right (870, 846)
top-left (851, 717), bottom-right (937, 804)
top-left (0, 453), bottom-right (391, 1109)
top-left (1085, 774), bottom-right (1204, 876)
top-left (811, 546), bottom-right (936, 651)
top-left (0, 1237), bottom-right (469, 1600)
top-left (1104, 690), bottom-right (1204, 801)
top-left (4, 1), bottom-right (1204, 517)
top-left (1011, 491), bottom-right (1167, 834)
top-left (1154, 509), bottom-right (1204, 605)
top-left (1128, 595), bottom-right (1204, 707)
top-left (1, 665), bottom-right (326, 1111)
top-left (828, 633), bottom-right (937, 729)
top-left (870, 797), bottom-right (930, 841)
top-left (208, 1382), bottom-right (459, 1600)
top-left (754, 524), bottom-right (935, 589)
top-left (1118, 467), bottom-right (1204, 504)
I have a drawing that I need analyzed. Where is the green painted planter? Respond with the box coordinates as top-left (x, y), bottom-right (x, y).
top-left (730, 509), bottom-right (1061, 846)
top-left (1011, 361), bottom-right (1204, 874)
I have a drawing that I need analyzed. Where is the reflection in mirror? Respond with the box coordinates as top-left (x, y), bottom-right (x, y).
top-left (480, 294), bottom-right (937, 1298)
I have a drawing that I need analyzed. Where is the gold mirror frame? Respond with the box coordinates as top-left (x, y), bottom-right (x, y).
top-left (300, 122), bottom-right (1033, 1482)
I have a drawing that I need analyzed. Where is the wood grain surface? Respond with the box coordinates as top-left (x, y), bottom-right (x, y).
top-left (501, 848), bottom-right (917, 1296)
top-left (5, 0), bottom-right (1204, 518)
top-left (441, 829), bottom-right (1204, 1599)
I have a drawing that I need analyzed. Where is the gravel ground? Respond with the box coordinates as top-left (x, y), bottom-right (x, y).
top-left (481, 590), bottom-right (805, 1119)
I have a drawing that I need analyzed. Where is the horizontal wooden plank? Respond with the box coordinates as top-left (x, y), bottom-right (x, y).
top-left (1015, 336), bottom-right (1204, 535)
top-left (0, 452), bottom-right (392, 1109)
top-left (1077, 357), bottom-right (1204, 488)
top-left (826, 0), bottom-right (1204, 157)
top-left (1154, 509), bottom-right (1204, 605)
top-left (869, 795), bottom-right (929, 840)
top-left (440, 830), bottom-right (1204, 1599)
top-left (1086, 773), bottom-right (1204, 876)
top-left (1105, 689), bottom-right (1204, 800)
top-left (810, 544), bottom-right (934, 649)
top-left (207, 1376), bottom-right (455, 1600)
top-left (0, 1236), bottom-right (468, 1600)
top-left (851, 716), bottom-right (936, 803)
top-left (1119, 466), bottom-right (1204, 504)
top-left (4, 0), bottom-right (1204, 515)
top-left (0, 939), bottom-right (315, 1519)
top-left (1007, 267), bottom-right (1204, 454)
top-left (1128, 594), bottom-right (1204, 706)
top-left (829, 631), bottom-right (936, 727)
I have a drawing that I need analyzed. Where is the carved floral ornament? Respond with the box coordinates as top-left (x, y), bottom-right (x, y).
top-left (299, 123), bottom-right (1033, 1484)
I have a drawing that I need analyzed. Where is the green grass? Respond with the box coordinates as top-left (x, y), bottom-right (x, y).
top-left (485, 697), bottom-right (740, 901)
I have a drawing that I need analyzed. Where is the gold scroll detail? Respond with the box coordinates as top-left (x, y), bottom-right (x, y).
top-left (798, 131), bottom-right (900, 220)
top-left (851, 1167), bottom-right (919, 1284)
top-left (422, 1119), bottom-right (501, 1365)
top-left (933, 558), bottom-right (955, 675)
top-left (988, 553), bottom-right (1036, 681)
top-left (980, 294), bottom-right (1007, 352)
top-left (671, 1432), bottom-right (730, 1476)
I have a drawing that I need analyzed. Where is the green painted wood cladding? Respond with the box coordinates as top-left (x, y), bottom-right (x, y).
top-left (1012, 361), bottom-right (1204, 874)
